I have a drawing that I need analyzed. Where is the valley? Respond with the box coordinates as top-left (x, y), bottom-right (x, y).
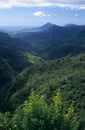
top-left (0, 23), bottom-right (85, 130)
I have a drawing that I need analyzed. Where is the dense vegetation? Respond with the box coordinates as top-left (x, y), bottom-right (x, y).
top-left (0, 90), bottom-right (78, 130)
top-left (0, 24), bottom-right (85, 130)
top-left (3, 53), bottom-right (83, 129)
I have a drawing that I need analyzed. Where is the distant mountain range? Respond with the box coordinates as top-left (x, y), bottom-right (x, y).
top-left (12, 23), bottom-right (84, 34)
top-left (0, 23), bottom-right (85, 59)
top-left (11, 23), bottom-right (85, 59)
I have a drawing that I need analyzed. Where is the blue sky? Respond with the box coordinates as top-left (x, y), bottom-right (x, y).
top-left (0, 0), bottom-right (85, 26)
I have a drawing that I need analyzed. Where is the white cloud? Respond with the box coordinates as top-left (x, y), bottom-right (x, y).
top-left (33, 11), bottom-right (46, 17)
top-left (33, 12), bottom-right (58, 17)
top-left (0, 0), bottom-right (85, 9)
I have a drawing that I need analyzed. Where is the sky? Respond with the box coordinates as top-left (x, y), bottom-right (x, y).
top-left (0, 0), bottom-right (85, 26)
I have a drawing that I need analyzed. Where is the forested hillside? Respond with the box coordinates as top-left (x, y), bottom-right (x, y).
top-left (0, 32), bottom-right (45, 111)
top-left (0, 54), bottom-right (85, 130)
top-left (0, 24), bottom-right (85, 130)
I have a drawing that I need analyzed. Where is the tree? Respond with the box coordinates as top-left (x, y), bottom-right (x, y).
top-left (52, 90), bottom-right (64, 130)
top-left (52, 90), bottom-right (78, 130)
top-left (12, 90), bottom-right (78, 130)
top-left (64, 105), bottom-right (78, 130)
top-left (12, 90), bottom-right (49, 130)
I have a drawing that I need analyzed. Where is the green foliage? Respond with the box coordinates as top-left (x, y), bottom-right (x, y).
top-left (64, 106), bottom-right (78, 130)
top-left (7, 54), bottom-right (85, 129)
top-left (0, 112), bottom-right (11, 130)
top-left (12, 90), bottom-right (78, 130)
top-left (12, 90), bottom-right (49, 130)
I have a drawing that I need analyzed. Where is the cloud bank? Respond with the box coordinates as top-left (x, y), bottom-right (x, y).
top-left (0, 0), bottom-right (85, 9)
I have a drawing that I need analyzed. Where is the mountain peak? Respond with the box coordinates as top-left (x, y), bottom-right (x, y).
top-left (43, 22), bottom-right (53, 26)
top-left (38, 22), bottom-right (54, 31)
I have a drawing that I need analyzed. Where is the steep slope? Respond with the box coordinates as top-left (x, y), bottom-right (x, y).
top-left (0, 32), bottom-right (45, 111)
top-left (0, 57), bottom-right (15, 111)
top-left (0, 58), bottom-right (14, 87)
top-left (0, 32), bottom-right (43, 72)
top-left (5, 53), bottom-right (85, 129)
top-left (0, 32), bottom-right (29, 71)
